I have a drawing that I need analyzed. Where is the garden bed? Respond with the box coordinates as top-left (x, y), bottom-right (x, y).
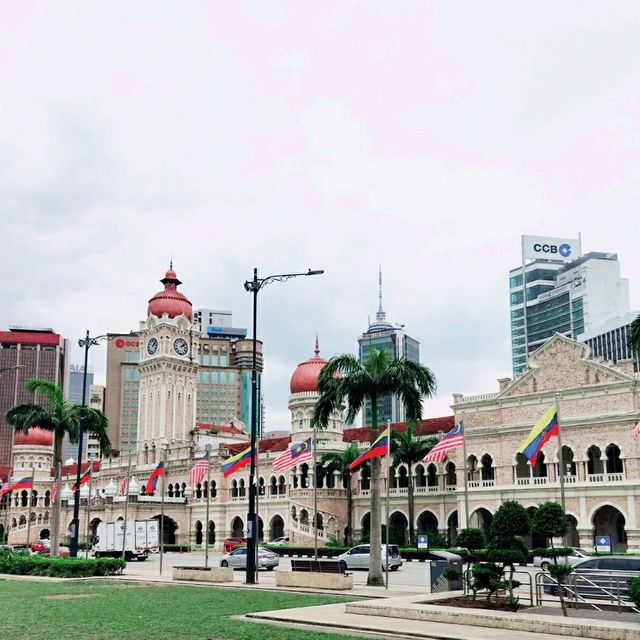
top-left (436, 595), bottom-right (528, 611)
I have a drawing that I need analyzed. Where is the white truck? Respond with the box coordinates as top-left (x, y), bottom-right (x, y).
top-left (93, 520), bottom-right (159, 561)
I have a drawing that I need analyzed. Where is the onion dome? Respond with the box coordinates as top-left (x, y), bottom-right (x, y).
top-left (14, 428), bottom-right (53, 447)
top-left (60, 484), bottom-right (73, 501)
top-left (128, 476), bottom-right (140, 494)
top-left (147, 262), bottom-right (193, 321)
top-left (103, 479), bottom-right (117, 497)
top-left (290, 336), bottom-right (328, 394)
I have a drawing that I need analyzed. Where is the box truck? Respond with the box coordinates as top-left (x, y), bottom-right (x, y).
top-left (93, 519), bottom-right (159, 561)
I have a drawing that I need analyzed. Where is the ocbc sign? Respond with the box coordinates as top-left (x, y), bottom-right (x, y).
top-left (114, 338), bottom-right (140, 348)
top-left (532, 242), bottom-right (572, 258)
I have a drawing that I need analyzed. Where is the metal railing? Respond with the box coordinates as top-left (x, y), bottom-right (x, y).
top-left (463, 568), bottom-right (535, 606)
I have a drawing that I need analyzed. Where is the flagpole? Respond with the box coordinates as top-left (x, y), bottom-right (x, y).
top-left (85, 466), bottom-right (93, 558)
top-left (255, 439), bottom-right (260, 584)
top-left (385, 420), bottom-right (390, 590)
top-left (26, 467), bottom-right (34, 549)
top-left (2, 476), bottom-right (10, 544)
top-left (555, 394), bottom-right (567, 516)
top-left (121, 452), bottom-right (133, 563)
top-left (313, 427), bottom-right (318, 562)
top-left (461, 411), bottom-right (470, 529)
top-left (159, 449), bottom-right (167, 577)
top-left (204, 445), bottom-right (211, 569)
top-left (52, 460), bottom-right (61, 556)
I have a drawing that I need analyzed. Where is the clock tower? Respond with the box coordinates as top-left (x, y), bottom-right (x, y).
top-left (137, 264), bottom-right (199, 454)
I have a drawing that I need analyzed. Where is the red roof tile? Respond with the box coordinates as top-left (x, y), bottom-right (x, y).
top-left (196, 422), bottom-right (244, 435)
top-left (224, 435), bottom-right (291, 456)
top-left (343, 416), bottom-right (454, 443)
top-left (59, 460), bottom-right (101, 478)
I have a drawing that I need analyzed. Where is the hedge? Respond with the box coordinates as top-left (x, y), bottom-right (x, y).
top-left (0, 550), bottom-right (125, 577)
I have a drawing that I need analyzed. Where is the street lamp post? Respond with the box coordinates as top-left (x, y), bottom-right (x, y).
top-left (70, 331), bottom-right (109, 557)
top-left (243, 268), bottom-right (323, 584)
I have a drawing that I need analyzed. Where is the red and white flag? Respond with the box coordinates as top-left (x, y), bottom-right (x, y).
top-left (633, 421), bottom-right (640, 439)
top-left (273, 438), bottom-right (313, 471)
top-left (188, 451), bottom-right (210, 485)
top-left (424, 421), bottom-right (465, 463)
top-left (119, 475), bottom-right (129, 496)
top-left (50, 478), bottom-right (59, 503)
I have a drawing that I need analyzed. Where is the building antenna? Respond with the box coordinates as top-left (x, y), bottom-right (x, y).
top-left (376, 266), bottom-right (386, 323)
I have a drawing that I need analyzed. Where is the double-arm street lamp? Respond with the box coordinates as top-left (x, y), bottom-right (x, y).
top-left (70, 331), bottom-right (110, 557)
top-left (243, 268), bottom-right (323, 584)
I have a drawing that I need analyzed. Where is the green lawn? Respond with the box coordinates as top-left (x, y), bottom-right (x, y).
top-left (0, 579), bottom-right (356, 640)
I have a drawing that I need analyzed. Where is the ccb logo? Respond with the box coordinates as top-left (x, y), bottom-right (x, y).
top-left (533, 242), bottom-right (572, 257)
top-left (114, 338), bottom-right (139, 348)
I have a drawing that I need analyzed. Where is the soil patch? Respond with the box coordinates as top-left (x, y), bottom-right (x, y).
top-left (43, 594), bottom-right (102, 600)
top-left (436, 596), bottom-right (529, 612)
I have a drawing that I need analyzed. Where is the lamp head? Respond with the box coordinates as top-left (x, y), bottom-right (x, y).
top-left (307, 269), bottom-right (324, 276)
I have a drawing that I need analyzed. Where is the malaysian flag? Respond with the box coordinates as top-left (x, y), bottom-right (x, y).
top-left (424, 421), bottom-right (465, 463)
top-left (188, 450), bottom-right (210, 484)
top-left (50, 478), bottom-right (59, 503)
top-left (0, 473), bottom-right (11, 499)
top-left (273, 438), bottom-right (313, 471)
top-left (119, 475), bottom-right (129, 496)
top-left (634, 421), bottom-right (640, 439)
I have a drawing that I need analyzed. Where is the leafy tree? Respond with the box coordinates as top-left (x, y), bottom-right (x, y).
top-left (629, 577), bottom-right (640, 609)
top-left (455, 527), bottom-right (486, 593)
top-left (6, 379), bottom-right (110, 554)
top-left (313, 347), bottom-right (436, 586)
top-left (391, 421), bottom-right (437, 546)
top-left (531, 501), bottom-right (572, 617)
top-left (630, 314), bottom-right (640, 357)
top-left (470, 562), bottom-right (505, 601)
top-left (320, 443), bottom-right (361, 546)
top-left (487, 501), bottom-right (530, 607)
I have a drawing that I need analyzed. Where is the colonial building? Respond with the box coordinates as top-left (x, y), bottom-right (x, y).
top-left (2, 269), bottom-right (639, 553)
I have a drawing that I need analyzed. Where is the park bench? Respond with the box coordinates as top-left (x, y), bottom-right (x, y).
top-left (291, 559), bottom-right (351, 575)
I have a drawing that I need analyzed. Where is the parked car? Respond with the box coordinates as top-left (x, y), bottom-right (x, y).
top-left (534, 548), bottom-right (590, 570)
top-left (543, 555), bottom-right (640, 597)
top-left (222, 537), bottom-right (246, 553)
top-left (30, 539), bottom-right (50, 553)
top-left (336, 544), bottom-right (402, 571)
top-left (269, 537), bottom-right (290, 546)
top-left (219, 546), bottom-right (279, 570)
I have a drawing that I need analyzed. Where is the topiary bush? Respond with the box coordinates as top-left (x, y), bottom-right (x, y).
top-left (0, 550), bottom-right (124, 577)
top-left (628, 577), bottom-right (640, 609)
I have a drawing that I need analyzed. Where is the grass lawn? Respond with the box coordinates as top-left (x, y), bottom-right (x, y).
top-left (0, 579), bottom-right (356, 640)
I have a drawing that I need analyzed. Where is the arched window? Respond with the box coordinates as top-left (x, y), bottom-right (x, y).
top-left (467, 456), bottom-right (478, 482)
top-left (181, 483), bottom-right (186, 497)
top-left (314, 512), bottom-right (323, 531)
top-left (397, 467), bottom-right (408, 489)
top-left (360, 465), bottom-right (370, 490)
top-left (239, 479), bottom-right (246, 498)
top-left (605, 444), bottom-right (623, 474)
top-left (480, 454), bottom-right (494, 480)
top-left (415, 464), bottom-right (426, 488)
top-left (31, 490), bottom-right (38, 507)
top-left (168, 483), bottom-right (174, 498)
top-left (258, 477), bottom-right (265, 496)
top-left (210, 480), bottom-right (217, 498)
top-left (300, 509), bottom-right (309, 525)
top-left (389, 467), bottom-right (397, 489)
top-left (278, 476), bottom-right (286, 495)
top-left (445, 462), bottom-right (457, 487)
top-left (587, 446), bottom-right (604, 475)
top-left (561, 446), bottom-right (577, 476)
top-left (144, 445), bottom-right (149, 465)
top-left (20, 490), bottom-right (28, 507)
top-left (195, 483), bottom-right (202, 499)
top-left (44, 491), bottom-right (51, 507)
top-left (515, 453), bottom-right (529, 478)
top-left (270, 476), bottom-right (277, 496)
top-left (231, 480), bottom-right (238, 498)
top-left (427, 464), bottom-right (438, 487)
top-left (531, 451), bottom-right (547, 478)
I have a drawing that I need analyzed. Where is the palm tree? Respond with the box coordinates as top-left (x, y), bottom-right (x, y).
top-left (6, 379), bottom-right (110, 554)
top-left (313, 347), bottom-right (436, 586)
top-left (391, 421), bottom-right (438, 546)
top-left (631, 314), bottom-right (640, 358)
top-left (320, 443), bottom-right (361, 546)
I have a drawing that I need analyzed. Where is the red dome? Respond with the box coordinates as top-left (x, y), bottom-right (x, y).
top-left (14, 428), bottom-right (53, 447)
top-left (147, 264), bottom-right (193, 321)
top-left (290, 338), bottom-right (328, 394)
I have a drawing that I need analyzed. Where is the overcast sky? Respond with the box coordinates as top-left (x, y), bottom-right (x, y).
top-left (1, 2), bottom-right (639, 431)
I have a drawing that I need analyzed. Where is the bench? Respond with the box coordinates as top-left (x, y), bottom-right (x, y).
top-left (291, 559), bottom-right (351, 575)
top-left (278, 559), bottom-right (353, 590)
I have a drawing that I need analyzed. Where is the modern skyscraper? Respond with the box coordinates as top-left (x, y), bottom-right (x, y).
top-left (63, 364), bottom-right (94, 460)
top-left (0, 328), bottom-right (68, 466)
top-left (358, 270), bottom-right (420, 425)
top-left (509, 235), bottom-right (630, 375)
top-left (579, 310), bottom-right (640, 372)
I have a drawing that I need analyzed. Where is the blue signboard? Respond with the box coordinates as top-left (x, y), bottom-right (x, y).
top-left (417, 534), bottom-right (428, 549)
top-left (595, 535), bottom-right (611, 553)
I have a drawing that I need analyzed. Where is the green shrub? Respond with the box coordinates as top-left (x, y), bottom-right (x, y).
top-left (163, 544), bottom-right (191, 553)
top-left (0, 550), bottom-right (124, 577)
top-left (628, 577), bottom-right (640, 608)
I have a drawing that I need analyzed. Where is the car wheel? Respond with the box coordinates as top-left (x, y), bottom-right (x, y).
top-left (221, 560), bottom-right (229, 567)
top-left (339, 561), bottom-right (347, 572)
top-left (266, 566), bottom-right (274, 571)
top-left (541, 562), bottom-right (550, 571)
top-left (94, 552), bottom-right (100, 558)
top-left (391, 565), bottom-right (399, 571)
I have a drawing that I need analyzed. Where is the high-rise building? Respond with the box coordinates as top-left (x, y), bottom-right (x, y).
top-left (358, 270), bottom-right (420, 425)
top-left (104, 267), bottom-right (261, 452)
top-left (62, 364), bottom-right (94, 460)
top-left (509, 236), bottom-right (630, 375)
top-left (0, 328), bottom-right (68, 466)
top-left (579, 310), bottom-right (640, 372)
top-left (87, 384), bottom-right (105, 459)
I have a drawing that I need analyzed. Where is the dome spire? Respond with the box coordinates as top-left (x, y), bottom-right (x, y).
top-left (314, 334), bottom-right (320, 356)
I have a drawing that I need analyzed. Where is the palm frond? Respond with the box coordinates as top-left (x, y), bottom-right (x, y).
top-left (630, 313), bottom-right (640, 356)
top-left (6, 404), bottom-right (53, 434)
top-left (25, 378), bottom-right (64, 407)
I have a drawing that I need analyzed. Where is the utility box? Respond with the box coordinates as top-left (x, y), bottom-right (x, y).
top-left (425, 550), bottom-right (463, 592)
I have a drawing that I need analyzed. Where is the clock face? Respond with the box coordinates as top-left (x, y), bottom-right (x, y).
top-left (174, 337), bottom-right (189, 356)
top-left (147, 338), bottom-right (158, 356)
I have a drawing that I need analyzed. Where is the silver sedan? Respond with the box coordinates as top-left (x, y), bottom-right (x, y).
top-left (219, 546), bottom-right (279, 570)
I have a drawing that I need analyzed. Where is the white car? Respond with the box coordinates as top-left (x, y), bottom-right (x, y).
top-left (336, 544), bottom-right (402, 571)
top-left (534, 548), bottom-right (589, 570)
top-left (219, 546), bottom-right (279, 570)
top-left (269, 537), bottom-right (289, 546)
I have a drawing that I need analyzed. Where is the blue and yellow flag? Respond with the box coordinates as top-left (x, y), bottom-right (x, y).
top-left (221, 446), bottom-right (253, 478)
top-left (517, 404), bottom-right (559, 465)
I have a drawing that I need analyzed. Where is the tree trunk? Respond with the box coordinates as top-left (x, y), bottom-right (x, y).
top-left (50, 435), bottom-right (63, 555)
top-left (407, 463), bottom-right (415, 546)
top-left (346, 476), bottom-right (353, 547)
top-left (367, 397), bottom-right (384, 586)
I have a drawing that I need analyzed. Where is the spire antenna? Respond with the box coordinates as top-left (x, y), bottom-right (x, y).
top-left (314, 334), bottom-right (320, 357)
top-left (376, 266), bottom-right (386, 323)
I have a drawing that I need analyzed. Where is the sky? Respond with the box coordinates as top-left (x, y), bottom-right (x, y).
top-left (1, 2), bottom-right (639, 431)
